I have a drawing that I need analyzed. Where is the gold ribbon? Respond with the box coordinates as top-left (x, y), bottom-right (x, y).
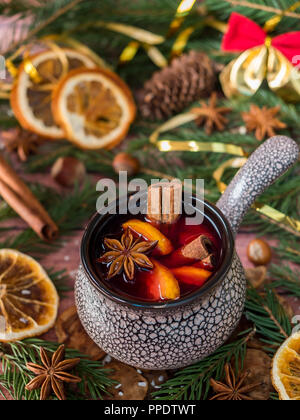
top-left (5, 44), bottom-right (44, 84)
top-left (213, 157), bottom-right (248, 193)
top-left (23, 50), bottom-right (43, 84)
top-left (151, 113), bottom-right (300, 236)
top-left (167, 0), bottom-right (197, 37)
top-left (89, 21), bottom-right (166, 67)
top-left (171, 25), bottom-right (197, 59)
top-left (150, 112), bottom-right (247, 156)
top-left (220, 3), bottom-right (300, 101)
top-left (6, 46), bottom-right (28, 79)
top-left (56, 19), bottom-right (167, 67)
top-left (213, 158), bottom-right (300, 235)
top-left (43, 35), bottom-right (108, 69)
top-left (3, 36), bottom-right (108, 89)
top-left (220, 44), bottom-right (300, 102)
top-left (170, 16), bottom-right (228, 59)
top-left (119, 0), bottom-right (197, 66)
top-left (119, 42), bottom-right (167, 68)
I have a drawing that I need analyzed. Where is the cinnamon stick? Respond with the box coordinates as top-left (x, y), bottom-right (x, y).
top-left (147, 181), bottom-right (182, 224)
top-left (0, 154), bottom-right (58, 241)
top-left (182, 235), bottom-right (213, 261)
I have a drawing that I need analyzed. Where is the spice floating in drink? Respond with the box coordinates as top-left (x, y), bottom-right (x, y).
top-left (96, 213), bottom-right (222, 303)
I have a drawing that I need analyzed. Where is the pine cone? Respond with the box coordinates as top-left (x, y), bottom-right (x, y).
top-left (139, 51), bottom-right (218, 120)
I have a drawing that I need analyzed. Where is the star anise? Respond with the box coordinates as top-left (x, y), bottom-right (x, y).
top-left (191, 92), bottom-right (231, 135)
top-left (25, 345), bottom-right (81, 400)
top-left (2, 127), bottom-right (45, 162)
top-left (242, 104), bottom-right (287, 141)
top-left (98, 228), bottom-right (158, 281)
top-left (210, 363), bottom-right (261, 400)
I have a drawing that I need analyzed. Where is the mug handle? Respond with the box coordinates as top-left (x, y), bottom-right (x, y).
top-left (216, 136), bottom-right (299, 236)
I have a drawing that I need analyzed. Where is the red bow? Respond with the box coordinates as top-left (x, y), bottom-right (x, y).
top-left (221, 13), bottom-right (300, 65)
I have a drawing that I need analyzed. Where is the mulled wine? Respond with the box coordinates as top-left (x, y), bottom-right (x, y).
top-left (95, 211), bottom-right (224, 303)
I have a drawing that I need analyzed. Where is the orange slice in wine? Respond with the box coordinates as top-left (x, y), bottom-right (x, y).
top-left (143, 260), bottom-right (180, 301)
top-left (122, 219), bottom-right (173, 256)
top-left (52, 68), bottom-right (136, 150)
top-left (272, 331), bottom-right (300, 400)
top-left (11, 48), bottom-right (97, 139)
top-left (171, 266), bottom-right (212, 287)
top-left (0, 249), bottom-right (58, 342)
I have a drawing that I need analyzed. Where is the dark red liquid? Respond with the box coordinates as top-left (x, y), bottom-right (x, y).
top-left (95, 213), bottom-right (223, 303)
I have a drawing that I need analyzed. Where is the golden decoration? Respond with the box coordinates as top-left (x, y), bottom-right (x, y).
top-left (220, 45), bottom-right (300, 102)
top-left (220, 3), bottom-right (300, 101)
top-left (213, 157), bottom-right (300, 235)
top-left (149, 112), bottom-right (247, 157)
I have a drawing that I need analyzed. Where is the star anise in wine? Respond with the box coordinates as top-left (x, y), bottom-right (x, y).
top-left (98, 228), bottom-right (158, 281)
top-left (2, 127), bottom-right (45, 162)
top-left (191, 92), bottom-right (231, 135)
top-left (25, 345), bottom-right (81, 400)
top-left (210, 363), bottom-right (261, 400)
top-left (242, 105), bottom-right (286, 141)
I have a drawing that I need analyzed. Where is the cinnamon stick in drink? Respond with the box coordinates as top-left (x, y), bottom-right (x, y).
top-left (0, 154), bottom-right (58, 241)
top-left (147, 180), bottom-right (182, 224)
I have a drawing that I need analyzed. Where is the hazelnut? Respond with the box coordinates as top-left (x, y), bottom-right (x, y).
top-left (112, 153), bottom-right (140, 176)
top-left (51, 157), bottom-right (86, 188)
top-left (247, 239), bottom-right (272, 266)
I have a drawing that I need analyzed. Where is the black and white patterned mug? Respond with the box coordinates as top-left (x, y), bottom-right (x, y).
top-left (75, 136), bottom-right (299, 370)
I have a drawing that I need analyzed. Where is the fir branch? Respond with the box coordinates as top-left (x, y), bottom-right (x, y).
top-left (224, 0), bottom-right (300, 18)
top-left (269, 265), bottom-right (300, 298)
top-left (245, 287), bottom-right (292, 352)
top-left (205, 0), bottom-right (300, 33)
top-left (0, 181), bottom-right (98, 257)
top-left (25, 142), bottom-right (115, 176)
top-left (0, 338), bottom-right (113, 400)
top-left (273, 238), bottom-right (300, 265)
top-left (3, 0), bottom-right (84, 55)
top-left (152, 329), bottom-right (254, 400)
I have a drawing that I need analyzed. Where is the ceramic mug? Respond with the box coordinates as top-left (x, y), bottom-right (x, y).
top-left (75, 136), bottom-right (299, 370)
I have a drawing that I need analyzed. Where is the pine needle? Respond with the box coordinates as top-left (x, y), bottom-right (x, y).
top-left (152, 329), bottom-right (254, 400)
top-left (0, 339), bottom-right (114, 400)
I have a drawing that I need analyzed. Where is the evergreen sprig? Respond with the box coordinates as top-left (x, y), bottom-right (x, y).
top-left (0, 181), bottom-right (98, 257)
top-left (269, 265), bottom-right (300, 298)
top-left (152, 329), bottom-right (254, 400)
top-left (245, 287), bottom-right (292, 353)
top-left (205, 0), bottom-right (300, 33)
top-left (0, 338), bottom-right (113, 400)
top-left (154, 281), bottom-right (295, 401)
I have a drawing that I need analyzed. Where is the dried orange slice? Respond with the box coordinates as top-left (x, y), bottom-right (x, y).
top-left (11, 48), bottom-right (97, 139)
top-left (272, 331), bottom-right (300, 400)
top-left (0, 249), bottom-right (58, 342)
top-left (52, 68), bottom-right (136, 150)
